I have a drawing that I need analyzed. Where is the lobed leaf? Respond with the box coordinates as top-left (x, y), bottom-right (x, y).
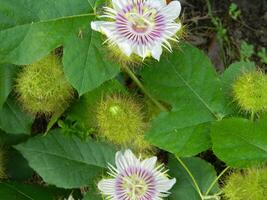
top-left (141, 43), bottom-right (229, 156)
top-left (15, 129), bottom-right (116, 188)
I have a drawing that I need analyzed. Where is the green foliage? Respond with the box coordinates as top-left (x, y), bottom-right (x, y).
top-left (223, 167), bottom-right (267, 200)
top-left (229, 3), bottom-right (241, 20)
top-left (0, 0), bottom-right (266, 198)
top-left (0, 97), bottom-right (34, 134)
top-left (240, 41), bottom-right (254, 61)
top-left (141, 42), bottom-right (228, 156)
top-left (211, 117), bottom-right (267, 168)
top-left (168, 156), bottom-right (220, 200)
top-left (15, 129), bottom-right (116, 188)
top-left (15, 54), bottom-right (74, 115)
top-left (0, 146), bottom-right (6, 179)
top-left (63, 29), bottom-right (120, 95)
top-left (0, 64), bottom-right (18, 107)
top-left (0, 0), bottom-right (98, 64)
top-left (0, 182), bottom-right (58, 200)
top-left (233, 71), bottom-right (267, 113)
top-left (257, 48), bottom-right (267, 64)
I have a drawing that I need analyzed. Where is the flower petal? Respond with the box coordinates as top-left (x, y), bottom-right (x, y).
top-left (115, 149), bottom-right (139, 172)
top-left (156, 177), bottom-right (176, 194)
top-left (118, 42), bottom-right (133, 57)
top-left (141, 156), bottom-right (157, 170)
top-left (164, 22), bottom-right (182, 38)
top-left (146, 0), bottom-right (166, 8)
top-left (160, 0), bottom-right (181, 20)
top-left (112, 0), bottom-right (131, 11)
top-left (151, 43), bottom-right (163, 61)
top-left (91, 21), bottom-right (115, 38)
top-left (98, 179), bottom-right (116, 195)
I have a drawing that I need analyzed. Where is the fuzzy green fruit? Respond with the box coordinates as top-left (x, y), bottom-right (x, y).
top-left (223, 167), bottom-right (267, 200)
top-left (233, 71), bottom-right (267, 113)
top-left (96, 94), bottom-right (151, 152)
top-left (15, 54), bottom-right (73, 115)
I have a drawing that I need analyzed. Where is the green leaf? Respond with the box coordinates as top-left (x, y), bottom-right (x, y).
top-left (0, 97), bottom-right (33, 134)
top-left (0, 0), bottom-right (99, 65)
top-left (6, 148), bottom-right (34, 181)
top-left (0, 64), bottom-right (18, 107)
top-left (15, 129), bottom-right (116, 188)
top-left (211, 117), bottom-right (267, 168)
top-left (0, 131), bottom-right (34, 180)
top-left (63, 29), bottom-right (120, 95)
top-left (141, 43), bottom-right (228, 156)
top-left (0, 182), bottom-right (55, 200)
top-left (168, 156), bottom-right (220, 200)
top-left (83, 189), bottom-right (102, 200)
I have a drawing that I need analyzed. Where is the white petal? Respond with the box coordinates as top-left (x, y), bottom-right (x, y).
top-left (91, 21), bottom-right (115, 38)
top-left (141, 156), bottom-right (157, 170)
top-left (98, 179), bottom-right (116, 195)
top-left (151, 43), bottom-right (163, 61)
top-left (146, 0), bottom-right (166, 8)
top-left (134, 44), bottom-right (149, 60)
top-left (160, 0), bottom-right (181, 20)
top-left (118, 42), bottom-right (133, 57)
top-left (164, 22), bottom-right (182, 38)
top-left (115, 149), bottom-right (139, 172)
top-left (156, 177), bottom-right (176, 193)
top-left (112, 0), bottom-right (131, 11)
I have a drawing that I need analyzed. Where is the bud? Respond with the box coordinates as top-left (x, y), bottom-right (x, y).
top-left (232, 71), bottom-right (267, 113)
top-left (223, 167), bottom-right (267, 200)
top-left (15, 54), bottom-right (73, 115)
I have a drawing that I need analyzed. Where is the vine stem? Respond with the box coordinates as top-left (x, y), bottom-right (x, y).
top-left (205, 166), bottom-right (230, 196)
top-left (123, 65), bottom-right (169, 112)
top-left (124, 65), bottom-right (207, 199)
top-left (175, 156), bottom-right (203, 198)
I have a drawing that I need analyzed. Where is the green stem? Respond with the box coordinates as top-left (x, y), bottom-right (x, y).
top-left (125, 66), bottom-right (203, 198)
top-left (205, 0), bottom-right (213, 18)
top-left (176, 156), bottom-right (203, 198)
top-left (124, 65), bottom-right (169, 112)
top-left (205, 166), bottom-right (230, 196)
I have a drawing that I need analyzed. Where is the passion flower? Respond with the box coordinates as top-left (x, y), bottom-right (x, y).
top-left (98, 149), bottom-right (176, 200)
top-left (91, 0), bottom-right (182, 61)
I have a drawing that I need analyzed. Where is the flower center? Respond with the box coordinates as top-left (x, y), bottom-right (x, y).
top-left (126, 7), bottom-right (157, 34)
top-left (122, 174), bottom-right (148, 199)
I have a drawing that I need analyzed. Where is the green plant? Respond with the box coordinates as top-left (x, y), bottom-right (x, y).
top-left (229, 3), bottom-right (241, 20)
top-left (240, 41), bottom-right (255, 61)
top-left (257, 48), bottom-right (267, 64)
top-left (0, 1), bottom-right (266, 200)
top-left (0, 147), bottom-right (6, 179)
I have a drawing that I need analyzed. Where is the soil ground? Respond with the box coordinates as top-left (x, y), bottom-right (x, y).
top-left (182, 0), bottom-right (267, 70)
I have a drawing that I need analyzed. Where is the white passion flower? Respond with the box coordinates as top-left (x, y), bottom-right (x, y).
top-left (98, 149), bottom-right (176, 200)
top-left (91, 0), bottom-right (182, 61)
